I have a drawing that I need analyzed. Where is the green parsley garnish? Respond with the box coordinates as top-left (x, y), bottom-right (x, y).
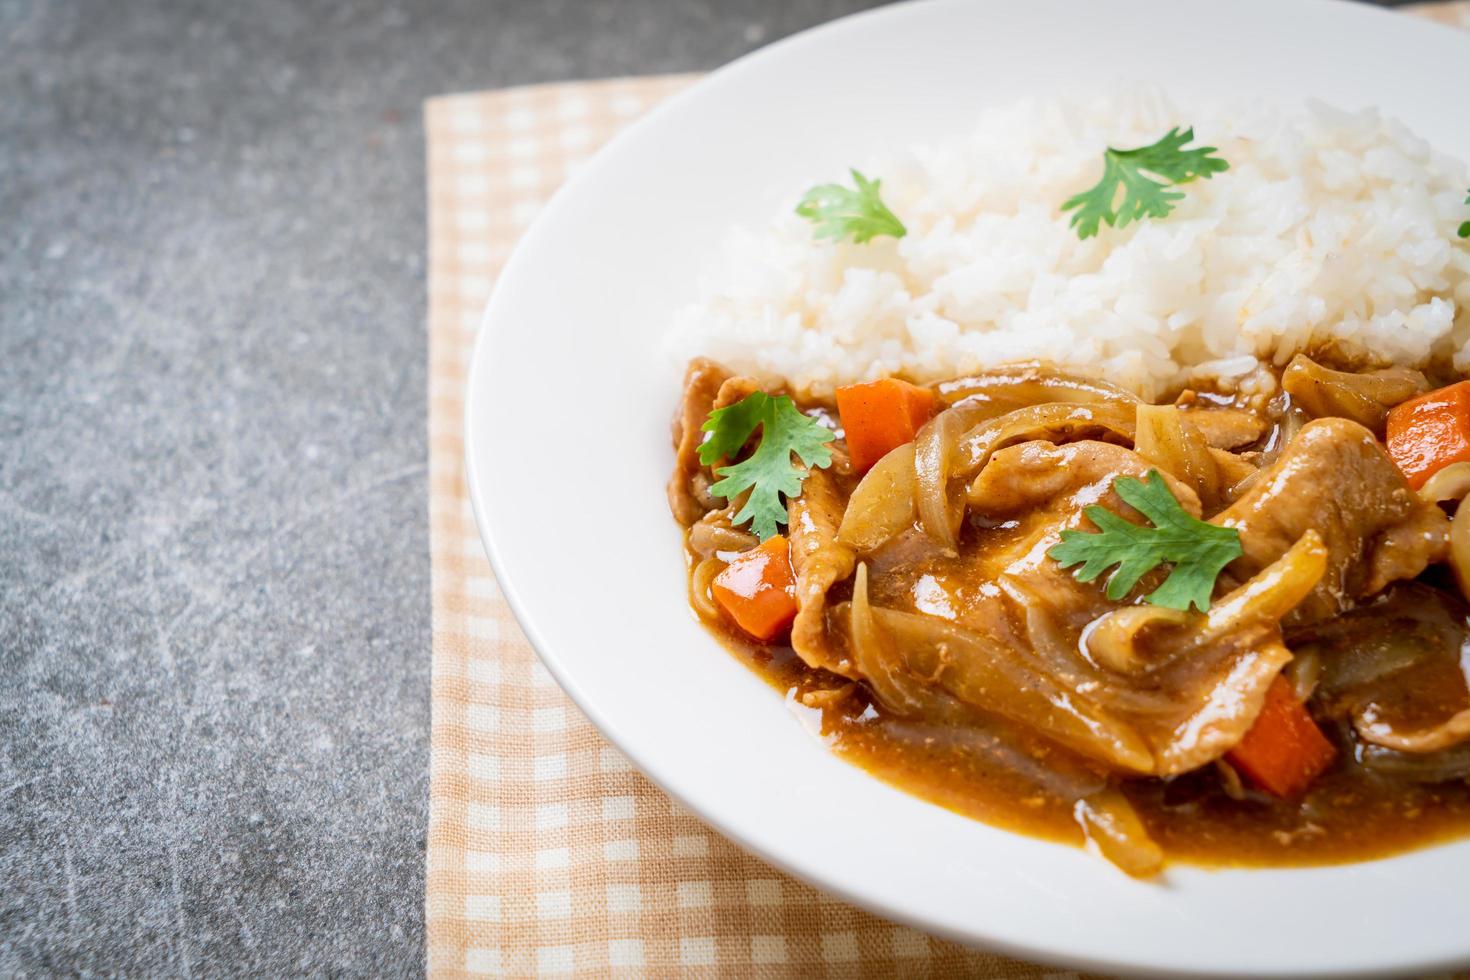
top-left (1048, 470), bottom-right (1242, 612)
top-left (1459, 190), bottom-right (1469, 239)
top-left (795, 169), bottom-right (907, 245)
top-left (1061, 127), bottom-right (1229, 240)
top-left (699, 392), bottom-right (835, 541)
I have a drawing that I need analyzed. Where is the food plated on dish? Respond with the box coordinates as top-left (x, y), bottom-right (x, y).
top-left (465, 2), bottom-right (1470, 970)
top-left (667, 92), bottom-right (1470, 876)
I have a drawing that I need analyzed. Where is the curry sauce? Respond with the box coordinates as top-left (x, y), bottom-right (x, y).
top-left (693, 545), bottom-right (1470, 868)
top-left (674, 357), bottom-right (1470, 872)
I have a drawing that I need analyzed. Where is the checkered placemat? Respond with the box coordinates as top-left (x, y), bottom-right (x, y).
top-left (424, 6), bottom-right (1470, 975)
top-left (422, 75), bottom-right (1071, 979)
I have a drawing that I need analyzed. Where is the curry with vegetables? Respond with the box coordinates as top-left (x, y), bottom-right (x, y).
top-left (668, 355), bottom-right (1470, 875)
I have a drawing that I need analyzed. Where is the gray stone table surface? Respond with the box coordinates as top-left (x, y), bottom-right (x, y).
top-left (0, 0), bottom-right (1417, 976)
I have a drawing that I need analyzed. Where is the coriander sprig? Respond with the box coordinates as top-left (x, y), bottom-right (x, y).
top-left (699, 392), bottom-right (835, 541)
top-left (1460, 190), bottom-right (1469, 239)
top-left (1062, 127), bottom-right (1229, 240)
top-left (1048, 470), bottom-right (1242, 612)
top-left (795, 169), bottom-right (906, 245)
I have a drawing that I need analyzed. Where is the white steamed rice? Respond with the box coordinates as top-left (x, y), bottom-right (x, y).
top-left (668, 89), bottom-right (1470, 400)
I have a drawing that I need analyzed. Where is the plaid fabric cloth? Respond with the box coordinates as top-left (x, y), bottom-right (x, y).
top-left (424, 6), bottom-right (1470, 974)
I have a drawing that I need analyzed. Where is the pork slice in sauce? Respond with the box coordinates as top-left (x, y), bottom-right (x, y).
top-left (971, 441), bottom-right (1298, 776)
top-left (962, 440), bottom-right (1199, 697)
top-left (674, 359), bottom-right (1470, 872)
top-left (1212, 418), bottom-right (1449, 625)
top-left (712, 375), bottom-right (762, 412)
top-left (1183, 407), bottom-right (1270, 450)
top-left (667, 358), bottom-right (730, 526)
top-left (687, 508), bottom-right (759, 558)
top-left (667, 363), bottom-right (768, 527)
top-left (787, 466), bottom-right (858, 678)
top-left (969, 439), bottom-right (1203, 521)
top-left (843, 440), bottom-right (1290, 776)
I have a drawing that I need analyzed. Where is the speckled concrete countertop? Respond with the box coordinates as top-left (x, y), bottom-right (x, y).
top-left (0, 0), bottom-right (1418, 974)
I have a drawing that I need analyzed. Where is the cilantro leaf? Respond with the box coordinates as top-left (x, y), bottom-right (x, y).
top-left (1047, 470), bottom-right (1242, 612)
top-left (699, 392), bottom-right (834, 541)
top-left (1460, 190), bottom-right (1469, 239)
top-left (795, 168), bottom-right (907, 244)
top-left (1062, 127), bottom-right (1229, 240)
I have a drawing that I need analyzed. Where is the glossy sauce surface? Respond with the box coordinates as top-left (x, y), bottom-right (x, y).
top-left (676, 359), bottom-right (1470, 867)
top-left (700, 606), bottom-right (1470, 867)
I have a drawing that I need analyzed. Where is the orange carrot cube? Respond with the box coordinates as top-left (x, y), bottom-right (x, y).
top-left (711, 535), bottom-right (799, 642)
top-left (836, 378), bottom-right (938, 473)
top-left (1386, 380), bottom-right (1470, 490)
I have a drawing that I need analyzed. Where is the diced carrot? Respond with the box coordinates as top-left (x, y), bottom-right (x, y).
top-left (1226, 675), bottom-right (1336, 798)
top-left (711, 535), bottom-right (799, 642)
top-left (1385, 380), bottom-right (1470, 490)
top-left (835, 378), bottom-right (938, 473)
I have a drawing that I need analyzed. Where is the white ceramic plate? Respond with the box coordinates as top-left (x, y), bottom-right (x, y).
top-left (466, 1), bottom-right (1470, 974)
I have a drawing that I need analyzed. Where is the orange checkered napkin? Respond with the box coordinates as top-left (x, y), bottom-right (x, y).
top-left (423, 76), bottom-right (1067, 979)
top-left (425, 7), bottom-right (1469, 975)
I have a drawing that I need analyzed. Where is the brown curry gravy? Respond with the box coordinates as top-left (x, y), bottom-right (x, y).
top-left (694, 604), bottom-right (1470, 868)
top-left (683, 363), bottom-right (1470, 866)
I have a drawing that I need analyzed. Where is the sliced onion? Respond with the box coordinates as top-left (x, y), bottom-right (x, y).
top-left (1111, 531), bottom-right (1326, 667)
top-left (1356, 706), bottom-right (1470, 754)
top-left (687, 518), bottom-right (758, 558)
top-left (1310, 631), bottom-right (1424, 698)
top-left (1300, 582), bottom-right (1465, 701)
top-left (1281, 354), bottom-right (1426, 433)
top-left (1358, 742), bottom-right (1470, 783)
top-left (1134, 404), bottom-right (1223, 511)
top-left (1081, 605), bottom-right (1192, 675)
top-left (1419, 462), bottom-right (1470, 504)
top-left (1293, 583), bottom-right (1470, 755)
top-left (1209, 447), bottom-right (1259, 501)
top-left (837, 443), bottom-right (916, 552)
top-left (938, 362), bottom-right (1141, 408)
top-left (913, 403), bottom-right (990, 552)
top-left (871, 606), bottom-right (1155, 773)
top-left (957, 401), bottom-right (1137, 476)
top-left (689, 557), bottom-right (725, 622)
top-left (1192, 530), bottom-right (1328, 647)
top-left (918, 401), bottom-right (1138, 549)
top-left (848, 564), bottom-right (949, 717)
top-left (1285, 647), bottom-right (1323, 702)
top-left (1073, 790), bottom-right (1163, 878)
top-left (1258, 401), bottom-right (1307, 468)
